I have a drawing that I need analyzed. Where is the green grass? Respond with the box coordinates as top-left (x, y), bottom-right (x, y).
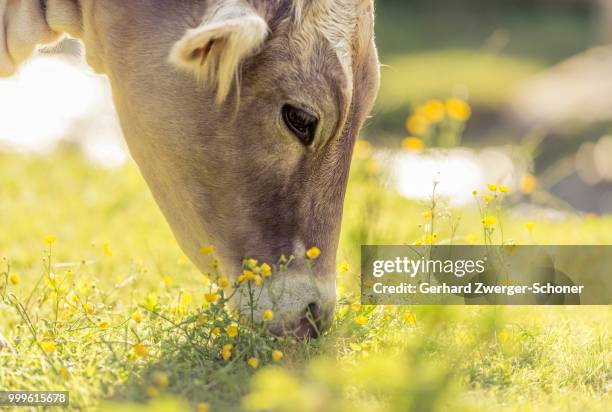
top-left (0, 150), bottom-right (610, 411)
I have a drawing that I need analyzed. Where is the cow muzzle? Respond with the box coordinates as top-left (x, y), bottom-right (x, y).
top-left (232, 272), bottom-right (336, 339)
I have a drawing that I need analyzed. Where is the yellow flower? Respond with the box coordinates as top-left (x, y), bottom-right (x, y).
top-left (60, 367), bottom-right (71, 381)
top-left (132, 310), bottom-right (143, 323)
top-left (422, 210), bottom-right (433, 218)
top-left (465, 234), bottom-right (479, 245)
top-left (162, 275), bottom-right (173, 286)
top-left (99, 322), bottom-right (109, 330)
top-left (260, 263), bottom-right (272, 278)
top-left (202, 275), bottom-right (211, 287)
top-left (483, 195), bottom-right (494, 202)
top-left (355, 315), bottom-right (369, 326)
top-left (9, 274), bottom-right (21, 285)
top-left (520, 174), bottom-right (537, 194)
top-left (482, 215), bottom-right (497, 228)
top-left (204, 292), bottom-right (220, 304)
top-left (406, 114), bottom-right (430, 135)
top-left (525, 222), bottom-right (536, 232)
top-left (222, 344), bottom-right (233, 361)
top-left (487, 184), bottom-right (498, 192)
top-left (254, 275), bottom-right (262, 286)
top-left (84, 304), bottom-right (94, 315)
top-left (263, 309), bottom-right (274, 321)
top-left (212, 327), bottom-right (221, 337)
top-left (402, 136), bottom-right (425, 151)
top-left (338, 261), bottom-right (350, 273)
top-left (200, 245), bottom-right (215, 256)
top-left (424, 233), bottom-right (437, 245)
top-left (403, 312), bottom-right (417, 325)
top-left (153, 372), bottom-right (169, 387)
top-left (366, 159), bottom-right (380, 175)
top-left (248, 357), bottom-right (259, 369)
top-left (242, 270), bottom-right (256, 281)
top-left (44, 235), bottom-right (57, 245)
top-left (350, 302), bottom-right (361, 312)
top-left (272, 350), bottom-right (284, 362)
top-left (103, 243), bottom-right (113, 257)
top-left (180, 293), bottom-right (192, 307)
top-left (498, 328), bottom-right (511, 343)
top-left (41, 340), bottom-right (56, 353)
top-left (353, 139), bottom-right (373, 160)
top-left (446, 97), bottom-right (471, 121)
top-left (306, 246), bottom-right (321, 260)
top-left (218, 275), bottom-right (230, 288)
top-left (146, 386), bottom-right (160, 398)
top-left (210, 259), bottom-right (220, 268)
top-left (134, 343), bottom-right (149, 357)
top-left (197, 403), bottom-right (210, 412)
top-left (499, 185), bottom-right (510, 193)
top-left (422, 99), bottom-right (446, 122)
top-left (246, 258), bottom-right (258, 269)
top-left (227, 324), bottom-right (238, 338)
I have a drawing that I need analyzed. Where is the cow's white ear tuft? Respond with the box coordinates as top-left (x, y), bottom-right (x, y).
top-left (169, 2), bottom-right (268, 103)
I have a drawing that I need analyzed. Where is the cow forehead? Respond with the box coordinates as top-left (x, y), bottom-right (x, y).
top-left (292, 0), bottom-right (373, 80)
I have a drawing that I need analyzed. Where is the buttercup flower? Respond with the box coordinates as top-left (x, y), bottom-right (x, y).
top-left (41, 340), bottom-right (56, 353)
top-left (306, 247), bottom-right (321, 260)
top-left (263, 309), bottom-right (274, 321)
top-left (338, 261), bottom-right (350, 273)
top-left (200, 245), bottom-right (215, 255)
top-left (204, 292), bottom-right (219, 304)
top-left (482, 215), bottom-right (497, 228)
top-left (406, 114), bottom-right (430, 135)
top-left (446, 97), bottom-right (471, 121)
top-left (355, 315), bottom-right (368, 326)
top-left (227, 324), bottom-right (238, 338)
top-left (260, 263), bottom-right (272, 278)
top-left (222, 344), bottom-right (233, 361)
top-left (272, 350), bottom-right (283, 362)
top-left (134, 343), bottom-right (148, 357)
top-left (132, 310), bottom-right (143, 323)
top-left (402, 136), bottom-right (425, 151)
top-left (422, 99), bottom-right (446, 122)
top-left (44, 235), bottom-right (57, 245)
top-left (9, 274), bottom-right (21, 285)
top-left (248, 357), bottom-right (259, 369)
top-left (218, 275), bottom-right (230, 288)
top-left (103, 243), bottom-right (113, 257)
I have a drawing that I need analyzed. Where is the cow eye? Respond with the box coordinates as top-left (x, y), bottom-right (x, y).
top-left (282, 104), bottom-right (318, 146)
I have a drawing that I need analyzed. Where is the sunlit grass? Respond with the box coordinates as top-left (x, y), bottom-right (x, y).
top-left (0, 150), bottom-right (610, 411)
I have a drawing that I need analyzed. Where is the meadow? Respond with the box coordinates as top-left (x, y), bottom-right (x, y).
top-left (0, 139), bottom-right (610, 411)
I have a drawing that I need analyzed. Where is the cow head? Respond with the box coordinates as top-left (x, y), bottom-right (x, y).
top-left (0, 0), bottom-right (380, 337)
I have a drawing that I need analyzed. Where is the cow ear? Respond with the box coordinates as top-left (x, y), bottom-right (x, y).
top-left (169, 2), bottom-right (268, 103)
top-left (0, 0), bottom-right (81, 77)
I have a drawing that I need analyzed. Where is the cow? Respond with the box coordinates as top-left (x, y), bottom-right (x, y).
top-left (0, 0), bottom-right (380, 347)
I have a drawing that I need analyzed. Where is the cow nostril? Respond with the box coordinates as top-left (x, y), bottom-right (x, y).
top-left (306, 302), bottom-right (320, 320)
top-left (293, 302), bottom-right (321, 339)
